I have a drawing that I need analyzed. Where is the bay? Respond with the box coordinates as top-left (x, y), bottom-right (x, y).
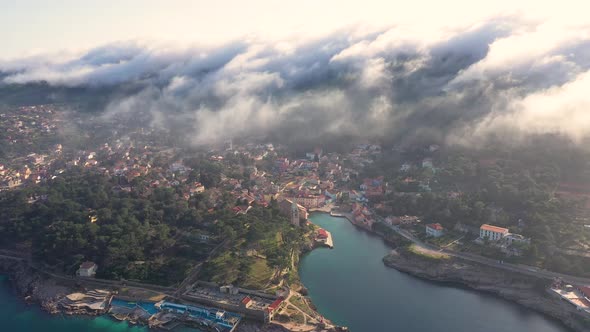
top-left (299, 213), bottom-right (572, 332)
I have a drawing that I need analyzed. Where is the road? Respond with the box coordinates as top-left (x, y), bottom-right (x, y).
top-left (282, 290), bottom-right (325, 327)
top-left (378, 219), bottom-right (590, 285)
top-left (0, 249), bottom-right (195, 298)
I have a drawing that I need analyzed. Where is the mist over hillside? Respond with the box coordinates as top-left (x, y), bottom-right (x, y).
top-left (2, 16), bottom-right (590, 148)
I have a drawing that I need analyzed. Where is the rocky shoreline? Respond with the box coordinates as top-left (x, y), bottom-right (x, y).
top-left (0, 257), bottom-right (340, 332)
top-left (0, 259), bottom-right (84, 315)
top-left (383, 248), bottom-right (590, 332)
top-left (5, 225), bottom-right (586, 332)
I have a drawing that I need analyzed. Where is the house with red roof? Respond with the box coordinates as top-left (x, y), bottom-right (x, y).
top-left (480, 224), bottom-right (509, 241)
top-left (241, 296), bottom-right (253, 308)
top-left (267, 297), bottom-right (284, 313)
top-left (426, 223), bottom-right (444, 237)
top-left (317, 229), bottom-right (329, 239)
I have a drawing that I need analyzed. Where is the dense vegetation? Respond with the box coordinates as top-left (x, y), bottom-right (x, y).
top-left (0, 167), bottom-right (300, 286)
top-left (365, 138), bottom-right (590, 277)
top-left (199, 200), bottom-right (309, 289)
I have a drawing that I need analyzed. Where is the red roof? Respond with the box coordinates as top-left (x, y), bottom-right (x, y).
top-left (480, 224), bottom-right (509, 234)
top-left (317, 229), bottom-right (328, 239)
top-left (427, 223), bottom-right (443, 231)
top-left (241, 296), bottom-right (252, 305)
top-left (579, 286), bottom-right (590, 298)
top-left (267, 297), bottom-right (284, 312)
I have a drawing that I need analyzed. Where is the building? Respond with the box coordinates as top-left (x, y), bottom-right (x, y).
top-left (77, 261), bottom-right (98, 277)
top-left (278, 198), bottom-right (307, 225)
top-left (241, 296), bottom-right (253, 309)
top-left (317, 229), bottom-right (329, 239)
top-left (294, 195), bottom-right (325, 209)
top-left (265, 297), bottom-right (284, 322)
top-left (291, 200), bottom-right (300, 226)
top-left (426, 223), bottom-right (444, 237)
top-left (480, 224), bottom-right (509, 241)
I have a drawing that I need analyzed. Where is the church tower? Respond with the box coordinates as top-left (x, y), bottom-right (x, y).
top-left (291, 200), bottom-right (300, 226)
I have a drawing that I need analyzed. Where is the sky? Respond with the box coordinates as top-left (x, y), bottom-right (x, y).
top-left (0, 0), bottom-right (586, 58)
top-left (1, 1), bottom-right (590, 147)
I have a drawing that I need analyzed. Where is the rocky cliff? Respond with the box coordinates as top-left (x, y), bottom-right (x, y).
top-left (0, 259), bottom-right (71, 313)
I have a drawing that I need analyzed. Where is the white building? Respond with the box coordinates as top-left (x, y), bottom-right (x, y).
top-left (77, 261), bottom-right (97, 277)
top-left (426, 223), bottom-right (444, 237)
top-left (480, 224), bottom-right (509, 241)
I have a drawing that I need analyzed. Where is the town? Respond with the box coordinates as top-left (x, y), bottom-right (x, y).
top-left (2, 103), bottom-right (590, 330)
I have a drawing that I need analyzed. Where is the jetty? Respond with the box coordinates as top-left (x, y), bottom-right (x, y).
top-left (325, 231), bottom-right (334, 248)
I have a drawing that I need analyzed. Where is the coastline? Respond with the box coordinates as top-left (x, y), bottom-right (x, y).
top-left (0, 240), bottom-right (346, 332)
top-left (309, 211), bottom-right (590, 332)
top-left (384, 247), bottom-right (590, 332)
top-left (0, 259), bottom-right (301, 332)
top-left (4, 211), bottom-right (583, 332)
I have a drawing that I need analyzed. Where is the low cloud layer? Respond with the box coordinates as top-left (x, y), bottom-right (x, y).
top-left (1, 16), bottom-right (590, 147)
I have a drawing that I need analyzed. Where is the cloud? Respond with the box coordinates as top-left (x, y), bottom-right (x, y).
top-left (1, 15), bottom-right (590, 147)
top-left (458, 70), bottom-right (590, 143)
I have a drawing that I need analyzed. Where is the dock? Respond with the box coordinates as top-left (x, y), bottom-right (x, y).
top-left (325, 231), bottom-right (334, 248)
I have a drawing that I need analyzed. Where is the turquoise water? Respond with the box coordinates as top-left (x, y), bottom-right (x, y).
top-left (159, 302), bottom-right (241, 329)
top-left (110, 299), bottom-right (159, 315)
top-left (299, 213), bottom-right (573, 332)
top-left (0, 275), bottom-right (199, 332)
top-left (0, 215), bottom-right (576, 332)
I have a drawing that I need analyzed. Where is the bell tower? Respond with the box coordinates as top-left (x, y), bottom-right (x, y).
top-left (291, 200), bottom-right (300, 226)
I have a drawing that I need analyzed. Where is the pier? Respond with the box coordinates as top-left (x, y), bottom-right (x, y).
top-left (324, 231), bottom-right (334, 248)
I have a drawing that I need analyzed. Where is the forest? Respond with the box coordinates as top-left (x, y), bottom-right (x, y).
top-left (0, 168), bottom-right (305, 286)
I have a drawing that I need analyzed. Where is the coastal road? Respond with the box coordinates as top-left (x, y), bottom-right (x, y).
top-left (0, 252), bottom-right (178, 296)
top-left (374, 217), bottom-right (590, 286)
top-left (0, 239), bottom-right (229, 299)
